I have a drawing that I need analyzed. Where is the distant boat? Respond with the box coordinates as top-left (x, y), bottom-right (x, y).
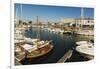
top-left (77, 30), bottom-right (94, 36)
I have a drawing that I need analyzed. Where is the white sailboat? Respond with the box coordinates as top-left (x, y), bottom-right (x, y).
top-left (75, 40), bottom-right (94, 60)
top-left (77, 8), bottom-right (94, 36)
top-left (76, 43), bottom-right (94, 59)
top-left (75, 8), bottom-right (94, 60)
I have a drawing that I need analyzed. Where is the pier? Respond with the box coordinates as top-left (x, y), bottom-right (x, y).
top-left (15, 57), bottom-right (22, 65)
top-left (15, 55), bottom-right (25, 65)
top-left (57, 50), bottom-right (73, 63)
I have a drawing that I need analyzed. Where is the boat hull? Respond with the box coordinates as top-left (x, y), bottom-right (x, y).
top-left (78, 52), bottom-right (94, 60)
top-left (26, 45), bottom-right (53, 59)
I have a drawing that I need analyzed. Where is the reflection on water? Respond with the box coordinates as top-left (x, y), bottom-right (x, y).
top-left (21, 27), bottom-right (93, 64)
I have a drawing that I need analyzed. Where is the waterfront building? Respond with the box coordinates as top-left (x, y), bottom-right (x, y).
top-left (60, 18), bottom-right (94, 31)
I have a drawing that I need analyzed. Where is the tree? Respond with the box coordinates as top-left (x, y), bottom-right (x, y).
top-left (18, 20), bottom-right (22, 25)
top-left (28, 21), bottom-right (32, 25)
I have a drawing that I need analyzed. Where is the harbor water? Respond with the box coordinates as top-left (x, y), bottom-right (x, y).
top-left (21, 27), bottom-right (93, 65)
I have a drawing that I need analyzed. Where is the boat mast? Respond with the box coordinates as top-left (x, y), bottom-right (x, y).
top-left (20, 4), bottom-right (25, 39)
top-left (15, 8), bottom-right (18, 26)
top-left (60, 17), bottom-right (64, 30)
top-left (46, 19), bottom-right (49, 28)
top-left (19, 4), bottom-right (23, 28)
top-left (36, 16), bottom-right (41, 50)
top-left (36, 16), bottom-right (40, 40)
top-left (81, 7), bottom-right (84, 30)
top-left (20, 4), bottom-right (22, 20)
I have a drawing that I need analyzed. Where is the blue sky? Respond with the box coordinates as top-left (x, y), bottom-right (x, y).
top-left (14, 3), bottom-right (94, 22)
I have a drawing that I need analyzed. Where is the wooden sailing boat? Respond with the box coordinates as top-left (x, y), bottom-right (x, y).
top-left (25, 16), bottom-right (54, 59)
top-left (14, 4), bottom-right (54, 64)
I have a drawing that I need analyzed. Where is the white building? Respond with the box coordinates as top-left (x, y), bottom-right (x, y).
top-left (60, 18), bottom-right (94, 30)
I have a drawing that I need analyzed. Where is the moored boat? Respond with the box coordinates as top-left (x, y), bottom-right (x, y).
top-left (77, 30), bottom-right (94, 36)
top-left (14, 16), bottom-right (54, 63)
top-left (75, 41), bottom-right (94, 60)
top-left (15, 39), bottom-right (53, 60)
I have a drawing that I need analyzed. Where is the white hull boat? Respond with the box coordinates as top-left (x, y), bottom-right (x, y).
top-left (76, 41), bottom-right (94, 60)
top-left (77, 30), bottom-right (94, 36)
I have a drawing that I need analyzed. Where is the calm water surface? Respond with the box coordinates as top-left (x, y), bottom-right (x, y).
top-left (21, 27), bottom-right (93, 65)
